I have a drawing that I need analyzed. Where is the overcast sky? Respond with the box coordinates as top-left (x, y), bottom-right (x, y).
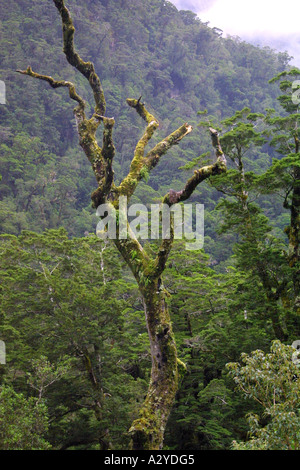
top-left (171, 0), bottom-right (300, 66)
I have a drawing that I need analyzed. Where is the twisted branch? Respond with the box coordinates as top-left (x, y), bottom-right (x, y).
top-left (118, 98), bottom-right (192, 198)
top-left (163, 127), bottom-right (226, 205)
top-left (16, 66), bottom-right (85, 120)
top-left (53, 0), bottom-right (106, 115)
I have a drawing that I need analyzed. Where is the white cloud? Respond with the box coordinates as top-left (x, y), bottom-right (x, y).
top-left (172, 0), bottom-right (217, 10)
top-left (172, 0), bottom-right (300, 66)
top-left (198, 0), bottom-right (300, 35)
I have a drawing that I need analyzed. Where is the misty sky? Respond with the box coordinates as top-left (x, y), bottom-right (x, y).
top-left (171, 0), bottom-right (300, 66)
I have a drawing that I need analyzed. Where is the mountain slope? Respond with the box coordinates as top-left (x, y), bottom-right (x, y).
top-left (0, 0), bottom-right (291, 237)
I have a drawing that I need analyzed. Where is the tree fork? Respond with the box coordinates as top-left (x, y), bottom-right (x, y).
top-left (18, 0), bottom-right (227, 450)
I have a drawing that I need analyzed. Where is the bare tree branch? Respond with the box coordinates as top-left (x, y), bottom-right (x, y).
top-left (16, 66), bottom-right (85, 119)
top-left (17, 0), bottom-right (228, 450)
top-left (118, 98), bottom-right (192, 198)
top-left (53, 0), bottom-right (106, 115)
top-left (163, 127), bottom-right (226, 205)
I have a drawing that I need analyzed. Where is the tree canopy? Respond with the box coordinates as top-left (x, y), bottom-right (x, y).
top-left (0, 0), bottom-right (299, 451)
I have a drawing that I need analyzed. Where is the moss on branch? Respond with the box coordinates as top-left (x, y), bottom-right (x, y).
top-left (53, 0), bottom-right (106, 115)
top-left (16, 66), bottom-right (85, 112)
top-left (163, 127), bottom-right (227, 205)
top-left (118, 101), bottom-right (192, 199)
top-left (18, 2), bottom-right (229, 451)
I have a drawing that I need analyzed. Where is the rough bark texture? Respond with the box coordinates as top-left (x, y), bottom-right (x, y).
top-left (18, 0), bottom-right (227, 450)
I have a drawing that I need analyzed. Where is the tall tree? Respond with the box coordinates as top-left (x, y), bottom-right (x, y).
top-left (198, 108), bottom-right (290, 340)
top-left (17, 0), bottom-right (226, 449)
top-left (259, 69), bottom-right (300, 314)
top-left (227, 340), bottom-right (300, 450)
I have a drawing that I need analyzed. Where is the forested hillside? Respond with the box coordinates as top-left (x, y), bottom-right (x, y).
top-left (0, 0), bottom-right (299, 451)
top-left (0, 0), bottom-right (290, 239)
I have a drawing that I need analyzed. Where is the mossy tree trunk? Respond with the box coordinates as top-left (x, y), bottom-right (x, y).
top-left (18, 0), bottom-right (226, 450)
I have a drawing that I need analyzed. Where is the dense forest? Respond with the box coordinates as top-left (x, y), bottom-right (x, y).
top-left (0, 0), bottom-right (299, 451)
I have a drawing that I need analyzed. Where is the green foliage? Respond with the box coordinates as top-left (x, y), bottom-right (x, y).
top-left (0, 229), bottom-right (149, 449)
top-left (208, 103), bottom-right (299, 341)
top-left (0, 0), bottom-right (298, 451)
top-left (163, 242), bottom-right (269, 449)
top-left (139, 166), bottom-right (150, 183)
top-left (227, 341), bottom-right (300, 450)
top-left (0, 0), bottom-right (290, 236)
top-left (0, 385), bottom-right (51, 450)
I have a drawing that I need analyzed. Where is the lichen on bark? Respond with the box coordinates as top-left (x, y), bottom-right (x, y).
top-left (18, 0), bottom-right (226, 450)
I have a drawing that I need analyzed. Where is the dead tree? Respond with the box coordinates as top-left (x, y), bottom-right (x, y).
top-left (17, 0), bottom-right (226, 450)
